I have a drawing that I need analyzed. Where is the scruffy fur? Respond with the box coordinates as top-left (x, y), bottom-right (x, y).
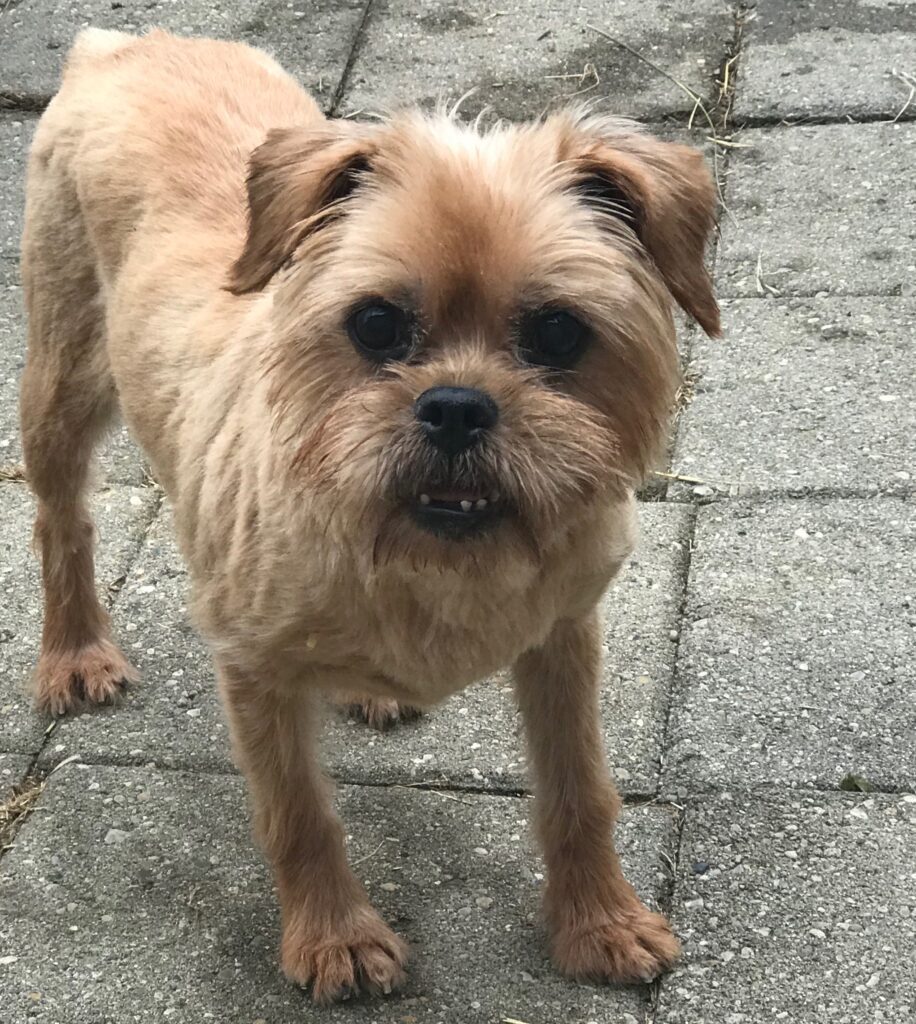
top-left (20, 29), bottom-right (720, 1002)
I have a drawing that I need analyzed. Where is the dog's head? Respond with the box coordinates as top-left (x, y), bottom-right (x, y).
top-left (228, 110), bottom-right (719, 570)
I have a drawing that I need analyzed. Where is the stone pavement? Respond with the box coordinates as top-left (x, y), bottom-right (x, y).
top-left (0, 1), bottom-right (914, 1021)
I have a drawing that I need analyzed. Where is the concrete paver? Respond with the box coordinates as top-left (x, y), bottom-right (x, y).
top-left (717, 123), bottom-right (916, 298)
top-left (47, 504), bottom-right (691, 797)
top-left (658, 790), bottom-right (916, 1023)
top-left (0, 483), bottom-right (159, 756)
top-left (0, 0), bottom-right (367, 108)
top-left (666, 497), bottom-right (916, 794)
top-left (0, 115), bottom-right (33, 259)
top-left (0, 761), bottom-right (676, 1022)
top-left (343, 0), bottom-right (733, 121)
top-left (0, 754), bottom-right (31, 794)
top-left (672, 296), bottom-right (916, 497)
top-left (736, 0), bottom-right (916, 124)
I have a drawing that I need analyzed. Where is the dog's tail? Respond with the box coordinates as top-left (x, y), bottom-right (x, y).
top-left (64, 27), bottom-right (138, 76)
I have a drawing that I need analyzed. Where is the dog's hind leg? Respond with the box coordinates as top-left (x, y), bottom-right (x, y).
top-left (19, 163), bottom-right (138, 716)
top-left (338, 693), bottom-right (423, 731)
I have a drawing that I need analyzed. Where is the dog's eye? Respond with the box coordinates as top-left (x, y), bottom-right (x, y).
top-left (347, 302), bottom-right (411, 361)
top-left (519, 309), bottom-right (589, 368)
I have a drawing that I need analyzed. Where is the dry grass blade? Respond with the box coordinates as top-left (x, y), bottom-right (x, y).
top-left (652, 471), bottom-right (709, 485)
top-left (0, 776), bottom-right (46, 853)
top-left (889, 68), bottom-right (916, 123)
top-left (544, 62), bottom-right (600, 97)
top-left (586, 24), bottom-right (735, 228)
top-left (350, 837), bottom-right (388, 867)
top-left (0, 462), bottom-right (27, 482)
top-left (706, 136), bottom-right (751, 149)
top-left (755, 253), bottom-right (780, 297)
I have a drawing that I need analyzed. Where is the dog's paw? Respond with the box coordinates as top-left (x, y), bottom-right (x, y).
top-left (344, 695), bottom-right (422, 731)
top-left (33, 639), bottom-right (139, 716)
top-left (551, 899), bottom-right (680, 984)
top-left (281, 908), bottom-right (408, 1003)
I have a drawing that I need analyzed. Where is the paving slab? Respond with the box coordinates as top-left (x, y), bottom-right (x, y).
top-left (671, 296), bottom-right (916, 497)
top-left (0, 0), bottom-right (367, 108)
top-left (717, 123), bottom-right (916, 297)
top-left (0, 483), bottom-right (159, 756)
top-left (736, 0), bottom-right (916, 124)
top-left (0, 761), bottom-right (677, 1022)
top-left (658, 789), bottom-right (916, 1023)
top-left (0, 754), bottom-right (31, 793)
top-left (47, 504), bottom-right (691, 796)
top-left (665, 497), bottom-right (916, 794)
top-left (0, 114), bottom-right (33, 259)
top-left (342, 0), bottom-right (732, 121)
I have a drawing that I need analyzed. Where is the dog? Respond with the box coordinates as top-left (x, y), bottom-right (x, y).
top-left (19, 28), bottom-right (719, 1002)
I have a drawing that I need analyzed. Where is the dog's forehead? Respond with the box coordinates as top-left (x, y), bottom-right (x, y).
top-left (362, 120), bottom-right (591, 326)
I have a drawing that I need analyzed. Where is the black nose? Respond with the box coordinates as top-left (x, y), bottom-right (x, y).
top-left (414, 386), bottom-right (499, 457)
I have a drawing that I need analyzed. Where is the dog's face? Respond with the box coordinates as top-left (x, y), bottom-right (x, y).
top-left (229, 111), bottom-right (719, 571)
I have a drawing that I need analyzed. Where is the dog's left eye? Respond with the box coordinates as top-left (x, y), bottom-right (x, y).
top-left (347, 301), bottom-right (411, 361)
top-left (519, 309), bottom-right (589, 368)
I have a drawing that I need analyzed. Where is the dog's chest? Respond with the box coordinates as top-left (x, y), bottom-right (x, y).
top-left (363, 574), bottom-right (558, 699)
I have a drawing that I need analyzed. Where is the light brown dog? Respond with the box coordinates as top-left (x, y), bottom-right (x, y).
top-left (20, 28), bottom-right (719, 1002)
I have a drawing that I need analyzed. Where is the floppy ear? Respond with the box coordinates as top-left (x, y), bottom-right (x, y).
top-left (564, 119), bottom-right (721, 337)
top-left (227, 124), bottom-right (376, 295)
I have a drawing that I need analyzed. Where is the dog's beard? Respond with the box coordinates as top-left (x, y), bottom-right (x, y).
top-left (293, 399), bottom-right (623, 577)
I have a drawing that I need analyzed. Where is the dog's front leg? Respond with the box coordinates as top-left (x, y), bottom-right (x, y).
top-left (514, 611), bottom-right (679, 983)
top-left (218, 662), bottom-right (407, 1003)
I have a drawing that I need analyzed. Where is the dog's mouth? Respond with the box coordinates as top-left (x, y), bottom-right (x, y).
top-left (409, 488), bottom-right (502, 539)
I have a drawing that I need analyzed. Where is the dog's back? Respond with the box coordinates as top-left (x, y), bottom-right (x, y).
top-left (20, 30), bottom-right (324, 504)
top-left (25, 29), bottom-right (321, 291)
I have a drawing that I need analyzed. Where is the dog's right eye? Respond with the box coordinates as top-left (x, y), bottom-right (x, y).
top-left (347, 302), bottom-right (411, 362)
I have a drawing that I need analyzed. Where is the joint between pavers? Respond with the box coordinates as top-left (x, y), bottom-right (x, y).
top-left (713, 2), bottom-right (752, 134)
top-left (655, 505), bottom-right (698, 792)
top-left (0, 772), bottom-right (46, 867)
top-left (328, 0), bottom-right (376, 117)
top-left (103, 484), bottom-right (165, 608)
top-left (718, 288), bottom-right (916, 300)
top-left (668, 483), bottom-right (916, 507)
top-left (647, 799), bottom-right (687, 1023)
top-left (670, 781), bottom-right (916, 807)
top-left (731, 110), bottom-right (916, 131)
top-left (0, 92), bottom-right (48, 114)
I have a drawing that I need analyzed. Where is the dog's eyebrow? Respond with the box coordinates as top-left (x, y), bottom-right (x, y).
top-left (569, 172), bottom-right (642, 238)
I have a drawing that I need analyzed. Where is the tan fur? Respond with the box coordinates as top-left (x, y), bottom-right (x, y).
top-left (20, 29), bottom-right (718, 1001)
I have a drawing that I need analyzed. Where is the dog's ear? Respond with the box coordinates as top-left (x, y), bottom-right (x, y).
top-left (227, 125), bottom-right (376, 295)
top-left (562, 117), bottom-right (721, 337)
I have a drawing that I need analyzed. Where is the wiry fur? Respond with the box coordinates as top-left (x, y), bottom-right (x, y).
top-left (20, 29), bottom-right (719, 1002)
